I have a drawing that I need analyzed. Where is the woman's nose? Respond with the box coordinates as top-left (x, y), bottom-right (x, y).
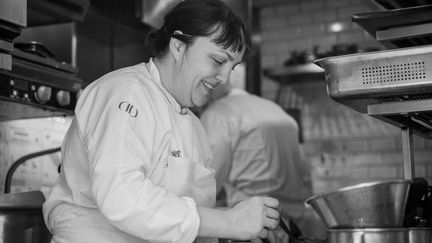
top-left (216, 67), bottom-right (232, 85)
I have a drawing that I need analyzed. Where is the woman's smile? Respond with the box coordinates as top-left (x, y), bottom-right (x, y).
top-left (202, 80), bottom-right (221, 93)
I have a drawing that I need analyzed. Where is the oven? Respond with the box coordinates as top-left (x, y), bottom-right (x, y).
top-left (0, 44), bottom-right (82, 121)
top-left (0, 0), bottom-right (86, 121)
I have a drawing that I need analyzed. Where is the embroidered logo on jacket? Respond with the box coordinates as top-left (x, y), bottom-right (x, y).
top-left (118, 101), bottom-right (138, 117)
top-left (171, 150), bottom-right (181, 157)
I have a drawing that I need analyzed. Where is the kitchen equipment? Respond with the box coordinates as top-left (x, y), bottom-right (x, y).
top-left (0, 43), bottom-right (82, 121)
top-left (15, 41), bottom-right (56, 59)
top-left (27, 0), bottom-right (89, 26)
top-left (0, 0), bottom-right (26, 30)
top-left (404, 177), bottom-right (429, 227)
top-left (0, 0), bottom-right (26, 71)
top-left (314, 44), bottom-right (432, 179)
top-left (279, 215), bottom-right (326, 243)
top-left (352, 5), bottom-right (432, 49)
top-left (321, 228), bottom-right (432, 243)
top-left (372, 0), bottom-right (432, 10)
top-left (314, 44), bottom-right (432, 117)
top-left (409, 227), bottom-right (432, 242)
top-left (422, 186), bottom-right (432, 227)
top-left (0, 191), bottom-right (51, 243)
top-left (305, 180), bottom-right (411, 229)
top-left (5, 147), bottom-right (61, 193)
top-left (313, 4), bottom-right (432, 243)
top-left (327, 228), bottom-right (408, 243)
top-left (0, 0), bottom-right (84, 121)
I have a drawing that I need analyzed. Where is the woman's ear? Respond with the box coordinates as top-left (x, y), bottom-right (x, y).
top-left (169, 30), bottom-right (186, 61)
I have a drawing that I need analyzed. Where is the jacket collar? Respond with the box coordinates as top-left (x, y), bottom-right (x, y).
top-left (147, 59), bottom-right (189, 115)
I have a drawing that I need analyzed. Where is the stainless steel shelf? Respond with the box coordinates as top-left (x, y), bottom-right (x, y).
top-left (264, 63), bottom-right (324, 104)
top-left (352, 5), bottom-right (432, 48)
top-left (366, 100), bottom-right (432, 179)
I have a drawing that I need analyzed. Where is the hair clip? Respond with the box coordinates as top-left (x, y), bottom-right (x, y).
top-left (172, 32), bottom-right (193, 42)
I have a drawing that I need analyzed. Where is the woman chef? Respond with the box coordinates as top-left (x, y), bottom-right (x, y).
top-left (42, 0), bottom-right (280, 242)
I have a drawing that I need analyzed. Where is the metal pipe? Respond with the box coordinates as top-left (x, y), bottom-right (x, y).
top-left (401, 127), bottom-right (414, 179)
top-left (4, 147), bottom-right (61, 193)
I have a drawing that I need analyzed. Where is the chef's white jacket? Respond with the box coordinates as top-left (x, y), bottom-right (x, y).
top-left (43, 59), bottom-right (216, 243)
top-left (200, 89), bottom-right (312, 221)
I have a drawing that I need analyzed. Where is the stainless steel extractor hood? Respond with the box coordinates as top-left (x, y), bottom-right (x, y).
top-left (27, 0), bottom-right (90, 26)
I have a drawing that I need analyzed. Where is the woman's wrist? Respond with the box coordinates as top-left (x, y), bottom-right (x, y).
top-left (197, 206), bottom-right (236, 239)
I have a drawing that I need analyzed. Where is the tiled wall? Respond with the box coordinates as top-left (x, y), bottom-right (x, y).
top-left (258, 0), bottom-right (380, 69)
top-left (257, 0), bottom-right (432, 194)
top-left (292, 81), bottom-right (432, 194)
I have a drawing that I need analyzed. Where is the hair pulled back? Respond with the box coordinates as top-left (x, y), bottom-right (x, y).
top-left (146, 0), bottom-right (251, 58)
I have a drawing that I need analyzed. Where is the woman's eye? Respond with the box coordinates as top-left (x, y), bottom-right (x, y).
top-left (213, 58), bottom-right (224, 65)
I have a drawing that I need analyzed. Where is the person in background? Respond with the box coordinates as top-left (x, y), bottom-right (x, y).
top-left (200, 64), bottom-right (319, 242)
top-left (42, 0), bottom-right (281, 242)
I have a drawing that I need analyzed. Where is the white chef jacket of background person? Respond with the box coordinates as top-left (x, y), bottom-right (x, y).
top-left (43, 59), bottom-right (217, 243)
top-left (200, 89), bottom-right (312, 222)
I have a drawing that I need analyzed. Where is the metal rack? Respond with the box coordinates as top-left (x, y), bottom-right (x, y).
top-left (315, 6), bottom-right (432, 179)
top-left (367, 100), bottom-right (432, 179)
top-left (352, 5), bottom-right (432, 49)
top-left (355, 4), bottom-right (432, 180)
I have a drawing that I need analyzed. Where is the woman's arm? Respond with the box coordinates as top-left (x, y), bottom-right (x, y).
top-left (197, 196), bottom-right (280, 240)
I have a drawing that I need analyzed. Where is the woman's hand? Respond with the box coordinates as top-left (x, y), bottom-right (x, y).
top-left (227, 196), bottom-right (280, 240)
top-left (197, 196), bottom-right (280, 241)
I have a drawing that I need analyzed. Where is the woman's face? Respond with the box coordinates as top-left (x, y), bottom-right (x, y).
top-left (170, 33), bottom-right (245, 108)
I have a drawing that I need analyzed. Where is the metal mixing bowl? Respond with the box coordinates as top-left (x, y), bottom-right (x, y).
top-left (306, 180), bottom-right (411, 229)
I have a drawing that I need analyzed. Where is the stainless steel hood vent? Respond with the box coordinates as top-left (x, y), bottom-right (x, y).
top-left (315, 45), bottom-right (432, 137)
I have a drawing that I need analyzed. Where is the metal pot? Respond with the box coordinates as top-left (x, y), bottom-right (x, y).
top-left (305, 180), bottom-right (411, 229)
top-left (327, 228), bottom-right (407, 243)
top-left (409, 228), bottom-right (432, 243)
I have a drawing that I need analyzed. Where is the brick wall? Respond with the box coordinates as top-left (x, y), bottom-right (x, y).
top-left (257, 0), bottom-right (432, 194)
top-left (258, 0), bottom-right (379, 69)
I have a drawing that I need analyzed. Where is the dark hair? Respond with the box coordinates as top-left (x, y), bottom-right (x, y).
top-left (146, 0), bottom-right (251, 59)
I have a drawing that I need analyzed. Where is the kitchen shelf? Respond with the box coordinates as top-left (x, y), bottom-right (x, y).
top-left (352, 5), bottom-right (432, 48)
top-left (264, 63), bottom-right (324, 104)
top-left (372, 0), bottom-right (432, 10)
top-left (315, 44), bottom-right (432, 179)
top-left (367, 102), bottom-right (432, 179)
top-left (367, 99), bottom-right (432, 178)
top-left (349, 4), bottom-right (432, 179)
